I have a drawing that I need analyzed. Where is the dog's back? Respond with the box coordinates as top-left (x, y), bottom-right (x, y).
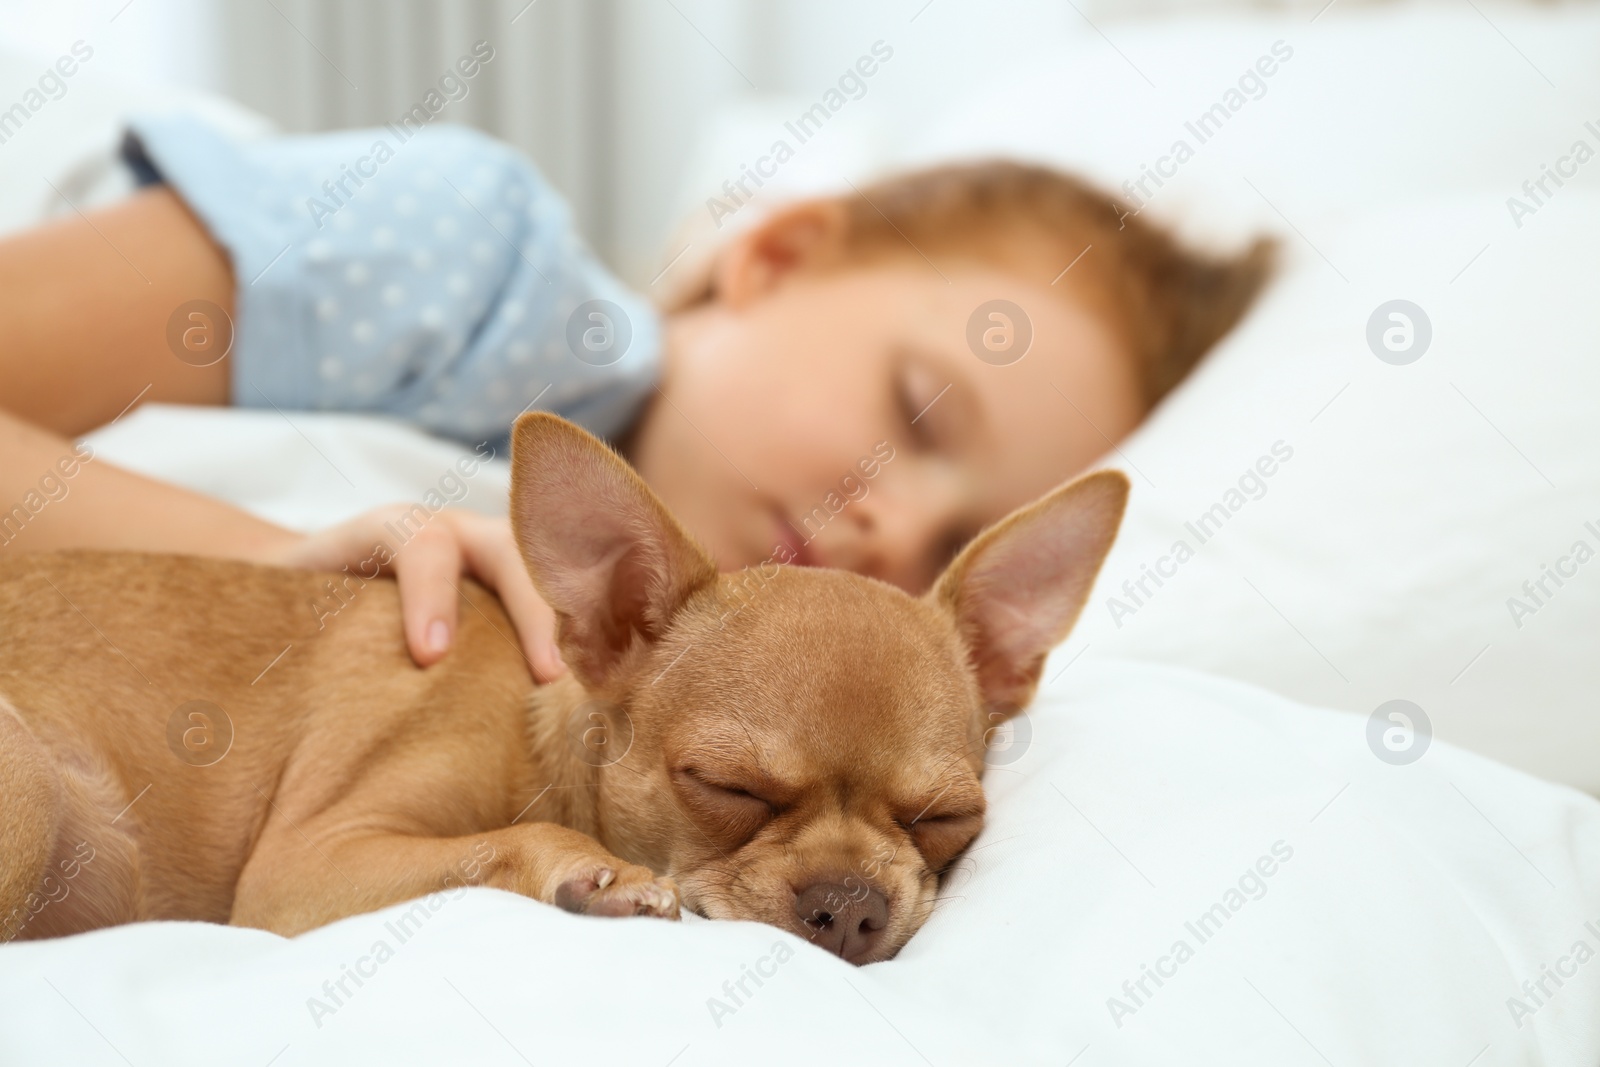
top-left (0, 552), bottom-right (533, 938)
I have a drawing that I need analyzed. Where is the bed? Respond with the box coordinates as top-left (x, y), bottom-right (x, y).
top-left (2, 3), bottom-right (1598, 1064)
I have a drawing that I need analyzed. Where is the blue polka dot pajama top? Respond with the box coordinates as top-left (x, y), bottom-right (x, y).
top-left (121, 113), bottom-right (660, 448)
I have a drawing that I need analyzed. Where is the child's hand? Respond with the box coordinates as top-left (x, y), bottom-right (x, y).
top-left (270, 506), bottom-right (566, 682)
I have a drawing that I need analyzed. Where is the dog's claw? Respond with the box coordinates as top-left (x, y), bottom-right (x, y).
top-left (554, 862), bottom-right (680, 920)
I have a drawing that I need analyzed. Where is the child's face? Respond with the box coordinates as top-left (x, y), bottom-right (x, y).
top-left (630, 239), bottom-right (1143, 593)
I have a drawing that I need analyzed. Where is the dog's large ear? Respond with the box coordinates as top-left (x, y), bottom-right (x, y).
top-left (931, 470), bottom-right (1129, 720)
top-left (510, 413), bottom-right (719, 688)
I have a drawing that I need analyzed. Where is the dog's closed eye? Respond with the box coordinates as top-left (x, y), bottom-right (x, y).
top-left (673, 767), bottom-right (778, 846)
top-left (898, 811), bottom-right (982, 872)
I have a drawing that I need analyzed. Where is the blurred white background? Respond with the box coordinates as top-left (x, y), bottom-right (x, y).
top-left (10, 0), bottom-right (1576, 282)
top-left (0, 0), bottom-right (1257, 282)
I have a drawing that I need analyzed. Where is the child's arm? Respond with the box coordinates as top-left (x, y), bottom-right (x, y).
top-left (0, 407), bottom-right (288, 560)
top-left (0, 409), bottom-right (564, 682)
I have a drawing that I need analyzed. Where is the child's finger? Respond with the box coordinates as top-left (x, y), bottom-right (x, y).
top-left (454, 514), bottom-right (566, 683)
top-left (390, 523), bottom-right (464, 668)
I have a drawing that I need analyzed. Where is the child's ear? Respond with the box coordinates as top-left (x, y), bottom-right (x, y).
top-left (510, 413), bottom-right (719, 688)
top-left (930, 470), bottom-right (1130, 721)
top-left (713, 200), bottom-right (849, 306)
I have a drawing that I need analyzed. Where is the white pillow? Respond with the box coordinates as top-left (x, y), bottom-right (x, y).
top-left (903, 2), bottom-right (1600, 247)
top-left (1059, 190), bottom-right (1600, 791)
top-left (2, 662), bottom-right (1596, 1064)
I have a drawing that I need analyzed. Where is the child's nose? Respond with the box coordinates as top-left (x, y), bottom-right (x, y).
top-left (846, 486), bottom-right (957, 592)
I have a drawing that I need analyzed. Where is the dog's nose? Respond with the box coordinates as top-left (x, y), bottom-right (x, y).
top-left (793, 881), bottom-right (889, 963)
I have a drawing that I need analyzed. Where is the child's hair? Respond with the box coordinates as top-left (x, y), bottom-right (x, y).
top-left (666, 160), bottom-right (1275, 409)
top-left (831, 161), bottom-right (1276, 407)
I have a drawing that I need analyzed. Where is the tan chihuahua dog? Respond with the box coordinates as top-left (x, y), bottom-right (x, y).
top-left (0, 414), bottom-right (1126, 964)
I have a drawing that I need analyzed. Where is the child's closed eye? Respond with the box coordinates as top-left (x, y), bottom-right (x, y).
top-left (895, 357), bottom-right (953, 452)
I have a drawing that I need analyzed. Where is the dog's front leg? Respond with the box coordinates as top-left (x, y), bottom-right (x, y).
top-left (231, 822), bottom-right (679, 936)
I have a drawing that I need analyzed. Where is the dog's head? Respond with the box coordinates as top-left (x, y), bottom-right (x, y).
top-left (510, 414), bottom-right (1127, 964)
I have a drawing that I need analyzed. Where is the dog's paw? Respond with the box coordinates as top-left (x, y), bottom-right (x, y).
top-left (554, 862), bottom-right (680, 919)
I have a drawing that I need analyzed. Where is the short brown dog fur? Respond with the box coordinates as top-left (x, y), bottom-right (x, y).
top-left (0, 414), bottom-right (1126, 964)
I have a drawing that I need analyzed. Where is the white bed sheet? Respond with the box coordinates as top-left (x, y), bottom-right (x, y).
top-left (3, 661), bottom-right (1597, 1066)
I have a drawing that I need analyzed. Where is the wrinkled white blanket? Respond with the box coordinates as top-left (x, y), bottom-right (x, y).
top-left (3, 656), bottom-right (1597, 1065)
